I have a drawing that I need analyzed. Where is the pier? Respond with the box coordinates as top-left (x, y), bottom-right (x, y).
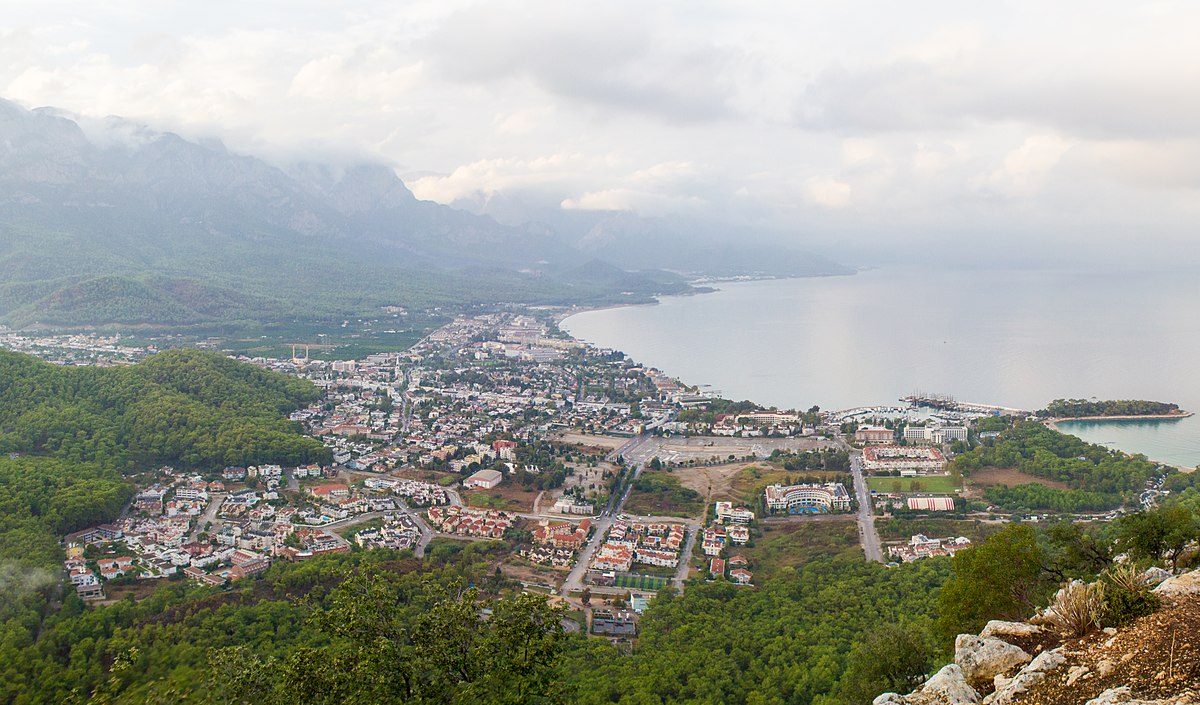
top-left (900, 394), bottom-right (1030, 416)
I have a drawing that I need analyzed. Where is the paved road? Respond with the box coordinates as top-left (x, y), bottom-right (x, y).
top-left (671, 524), bottom-right (698, 591)
top-left (402, 502), bottom-right (435, 558)
top-left (189, 492), bottom-right (227, 542)
top-left (849, 452), bottom-right (884, 563)
top-left (559, 513), bottom-right (615, 597)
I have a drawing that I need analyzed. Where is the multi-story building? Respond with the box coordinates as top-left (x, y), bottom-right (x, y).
top-left (902, 425), bottom-right (970, 445)
top-left (714, 501), bottom-right (755, 524)
top-left (855, 425), bottom-right (894, 444)
top-left (862, 445), bottom-right (946, 474)
top-left (764, 483), bottom-right (852, 513)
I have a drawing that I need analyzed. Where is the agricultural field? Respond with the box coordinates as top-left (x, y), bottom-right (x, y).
top-left (673, 461), bottom-right (762, 504)
top-left (964, 466), bottom-right (1070, 493)
top-left (622, 470), bottom-right (705, 518)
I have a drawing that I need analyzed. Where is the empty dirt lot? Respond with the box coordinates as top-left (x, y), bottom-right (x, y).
top-left (626, 435), bottom-right (836, 465)
top-left (963, 466), bottom-right (1070, 498)
top-left (672, 461), bottom-right (764, 504)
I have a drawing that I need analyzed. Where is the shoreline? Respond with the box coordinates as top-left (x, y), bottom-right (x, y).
top-left (1046, 411), bottom-right (1193, 427)
top-left (1045, 414), bottom-right (1196, 472)
top-left (552, 269), bottom-right (859, 327)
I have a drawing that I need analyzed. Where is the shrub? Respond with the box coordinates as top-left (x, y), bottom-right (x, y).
top-left (1100, 565), bottom-right (1161, 627)
top-left (1043, 581), bottom-right (1105, 637)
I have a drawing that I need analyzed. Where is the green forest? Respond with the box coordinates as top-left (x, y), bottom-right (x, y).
top-left (1, 545), bottom-right (952, 705)
top-left (0, 348), bottom-right (332, 703)
top-left (1043, 399), bottom-right (1182, 418)
top-left (0, 348), bottom-right (329, 470)
top-left (4, 350), bottom-right (1199, 704)
top-left (8, 489), bottom-right (1200, 705)
top-left (950, 420), bottom-right (1162, 511)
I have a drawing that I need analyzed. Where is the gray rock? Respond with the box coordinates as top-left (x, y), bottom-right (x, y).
top-left (979, 621), bottom-right (1042, 641)
top-left (988, 649), bottom-right (1066, 705)
top-left (907, 664), bottom-right (981, 705)
top-left (1152, 568), bottom-right (1200, 597)
top-left (1140, 567), bottom-right (1172, 586)
top-left (1066, 665), bottom-right (1089, 686)
top-left (954, 634), bottom-right (1033, 689)
top-left (873, 694), bottom-right (909, 705)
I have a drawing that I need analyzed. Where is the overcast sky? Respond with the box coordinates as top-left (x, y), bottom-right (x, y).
top-left (4, 1), bottom-right (1199, 264)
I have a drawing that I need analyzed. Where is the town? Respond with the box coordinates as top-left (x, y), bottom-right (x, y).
top-left (14, 312), bottom-right (1078, 636)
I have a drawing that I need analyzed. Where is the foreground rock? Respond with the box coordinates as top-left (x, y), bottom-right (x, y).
top-left (875, 569), bottom-right (1200, 705)
top-left (873, 664), bottom-right (979, 705)
top-left (985, 649), bottom-right (1066, 705)
top-left (955, 634), bottom-right (1032, 690)
top-left (1151, 570), bottom-right (1200, 598)
top-left (1084, 687), bottom-right (1199, 704)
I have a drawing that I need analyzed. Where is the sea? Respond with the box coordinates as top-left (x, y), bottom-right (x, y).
top-left (561, 266), bottom-right (1200, 469)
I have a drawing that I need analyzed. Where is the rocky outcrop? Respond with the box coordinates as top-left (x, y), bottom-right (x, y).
top-left (873, 664), bottom-right (980, 705)
top-left (979, 621), bottom-right (1042, 641)
top-left (1084, 687), bottom-right (1199, 704)
top-left (877, 569), bottom-right (1200, 705)
top-left (954, 635), bottom-right (1032, 690)
top-left (1151, 570), bottom-right (1200, 598)
top-left (985, 649), bottom-right (1066, 705)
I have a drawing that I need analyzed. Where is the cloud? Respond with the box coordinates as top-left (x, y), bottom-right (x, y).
top-left (422, 0), bottom-right (752, 123)
top-left (802, 176), bottom-right (852, 209)
top-left (978, 134), bottom-right (1073, 198)
top-left (561, 188), bottom-right (706, 214)
top-left (2, 1), bottom-right (1200, 265)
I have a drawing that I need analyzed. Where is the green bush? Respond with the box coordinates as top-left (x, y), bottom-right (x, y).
top-left (1100, 565), bottom-right (1160, 627)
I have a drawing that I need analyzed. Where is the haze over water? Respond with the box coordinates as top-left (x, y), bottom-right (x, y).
top-left (562, 266), bottom-right (1200, 469)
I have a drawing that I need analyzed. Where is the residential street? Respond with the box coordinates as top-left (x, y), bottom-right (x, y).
top-left (189, 493), bottom-right (226, 543)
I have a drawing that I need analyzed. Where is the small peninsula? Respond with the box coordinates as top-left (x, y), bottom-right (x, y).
top-left (1043, 398), bottom-right (1193, 421)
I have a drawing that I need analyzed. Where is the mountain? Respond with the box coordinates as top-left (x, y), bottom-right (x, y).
top-left (447, 192), bottom-right (854, 277)
top-left (0, 98), bottom-right (845, 328)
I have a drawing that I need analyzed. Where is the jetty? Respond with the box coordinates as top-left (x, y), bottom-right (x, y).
top-left (900, 393), bottom-right (1030, 416)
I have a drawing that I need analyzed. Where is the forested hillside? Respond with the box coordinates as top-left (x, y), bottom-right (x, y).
top-left (0, 348), bottom-right (333, 704)
top-left (1044, 399), bottom-right (1183, 418)
top-left (0, 99), bottom-right (767, 328)
top-left (0, 546), bottom-right (951, 705)
top-left (0, 348), bottom-right (328, 469)
top-left (950, 421), bottom-right (1162, 512)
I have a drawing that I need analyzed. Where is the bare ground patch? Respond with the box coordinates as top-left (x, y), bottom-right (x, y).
top-left (464, 484), bottom-right (540, 512)
top-left (673, 461), bottom-right (763, 504)
top-left (1019, 594), bottom-right (1200, 704)
top-left (964, 466), bottom-right (1070, 498)
top-left (551, 432), bottom-right (625, 454)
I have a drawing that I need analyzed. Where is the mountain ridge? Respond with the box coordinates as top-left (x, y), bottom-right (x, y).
top-left (0, 97), bottom-right (847, 328)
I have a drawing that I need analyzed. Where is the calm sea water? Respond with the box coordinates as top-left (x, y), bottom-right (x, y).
top-left (562, 266), bottom-right (1200, 469)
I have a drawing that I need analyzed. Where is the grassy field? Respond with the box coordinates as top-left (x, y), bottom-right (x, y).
top-left (744, 520), bottom-right (860, 579)
top-left (875, 517), bottom-right (1003, 542)
top-left (730, 464), bottom-right (847, 506)
top-left (622, 470), bottom-right (705, 518)
top-left (464, 485), bottom-right (539, 512)
top-left (614, 574), bottom-right (668, 591)
top-left (867, 475), bottom-right (961, 494)
top-left (965, 466), bottom-right (1070, 490)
